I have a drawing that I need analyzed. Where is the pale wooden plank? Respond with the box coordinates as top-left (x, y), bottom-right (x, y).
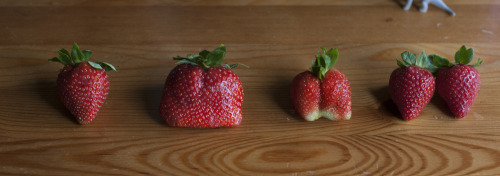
top-left (0, 134), bottom-right (498, 175)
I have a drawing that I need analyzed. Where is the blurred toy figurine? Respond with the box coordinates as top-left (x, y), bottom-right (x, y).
top-left (404, 0), bottom-right (455, 16)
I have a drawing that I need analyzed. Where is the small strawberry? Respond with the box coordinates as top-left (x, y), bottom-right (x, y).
top-left (433, 45), bottom-right (482, 118)
top-left (290, 48), bottom-right (351, 121)
top-left (389, 51), bottom-right (435, 120)
top-left (159, 44), bottom-right (246, 128)
top-left (49, 43), bottom-right (117, 124)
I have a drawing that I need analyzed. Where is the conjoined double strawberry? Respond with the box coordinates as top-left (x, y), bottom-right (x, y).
top-left (290, 48), bottom-right (352, 121)
top-left (159, 44), bottom-right (246, 128)
top-left (390, 46), bottom-right (483, 120)
top-left (50, 43), bottom-right (117, 124)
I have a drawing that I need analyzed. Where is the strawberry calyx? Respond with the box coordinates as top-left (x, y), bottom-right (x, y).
top-left (397, 50), bottom-right (436, 72)
top-left (310, 47), bottom-right (339, 79)
top-left (49, 43), bottom-right (117, 72)
top-left (432, 45), bottom-right (483, 68)
top-left (173, 44), bottom-right (248, 69)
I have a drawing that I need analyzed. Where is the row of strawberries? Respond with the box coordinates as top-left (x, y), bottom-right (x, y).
top-left (49, 44), bottom-right (482, 127)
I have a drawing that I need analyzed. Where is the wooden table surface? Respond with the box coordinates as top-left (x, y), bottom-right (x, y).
top-left (1, 0), bottom-right (500, 175)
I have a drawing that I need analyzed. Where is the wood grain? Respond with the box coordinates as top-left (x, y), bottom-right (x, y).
top-left (1, 1), bottom-right (500, 175)
top-left (1, 134), bottom-right (500, 175)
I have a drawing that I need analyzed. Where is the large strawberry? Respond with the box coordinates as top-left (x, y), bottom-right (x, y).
top-left (290, 48), bottom-right (351, 121)
top-left (49, 43), bottom-right (117, 124)
top-left (159, 44), bottom-right (246, 128)
top-left (389, 51), bottom-right (435, 120)
top-left (433, 45), bottom-right (483, 118)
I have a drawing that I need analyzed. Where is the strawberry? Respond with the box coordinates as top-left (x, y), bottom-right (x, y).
top-left (389, 51), bottom-right (435, 120)
top-left (159, 44), bottom-right (246, 128)
top-left (290, 48), bottom-right (351, 121)
top-left (433, 45), bottom-right (483, 118)
top-left (49, 43), bottom-right (117, 124)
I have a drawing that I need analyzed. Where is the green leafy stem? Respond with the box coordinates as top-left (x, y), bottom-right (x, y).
top-left (174, 44), bottom-right (248, 69)
top-left (397, 45), bottom-right (483, 73)
top-left (310, 47), bottom-right (339, 79)
top-left (49, 43), bottom-right (117, 72)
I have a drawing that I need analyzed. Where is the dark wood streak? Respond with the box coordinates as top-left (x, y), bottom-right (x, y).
top-left (430, 134), bottom-right (500, 175)
top-left (358, 135), bottom-right (404, 175)
top-left (410, 134), bottom-right (472, 175)
top-left (396, 135), bottom-right (451, 175)
top-left (388, 136), bottom-right (429, 176)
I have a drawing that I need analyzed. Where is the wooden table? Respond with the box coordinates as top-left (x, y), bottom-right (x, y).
top-left (1, 1), bottom-right (499, 175)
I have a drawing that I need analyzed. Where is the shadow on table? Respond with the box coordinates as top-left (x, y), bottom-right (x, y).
top-left (36, 80), bottom-right (79, 124)
top-left (393, 0), bottom-right (410, 8)
top-left (370, 85), bottom-right (403, 120)
top-left (142, 85), bottom-right (164, 124)
top-left (430, 93), bottom-right (454, 117)
top-left (272, 77), bottom-right (302, 120)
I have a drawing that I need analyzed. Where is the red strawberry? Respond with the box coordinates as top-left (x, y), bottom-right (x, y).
top-left (159, 44), bottom-right (246, 128)
top-left (49, 43), bottom-right (117, 124)
top-left (389, 51), bottom-right (435, 120)
top-left (433, 45), bottom-right (482, 118)
top-left (290, 48), bottom-right (351, 121)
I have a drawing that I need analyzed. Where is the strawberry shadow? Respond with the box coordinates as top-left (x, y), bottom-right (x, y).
top-left (370, 85), bottom-right (404, 120)
top-left (36, 80), bottom-right (79, 124)
top-left (393, 0), bottom-right (421, 10)
top-left (392, 0), bottom-right (408, 8)
top-left (272, 77), bottom-right (302, 120)
top-left (143, 85), bottom-right (164, 124)
top-left (430, 93), bottom-right (454, 117)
